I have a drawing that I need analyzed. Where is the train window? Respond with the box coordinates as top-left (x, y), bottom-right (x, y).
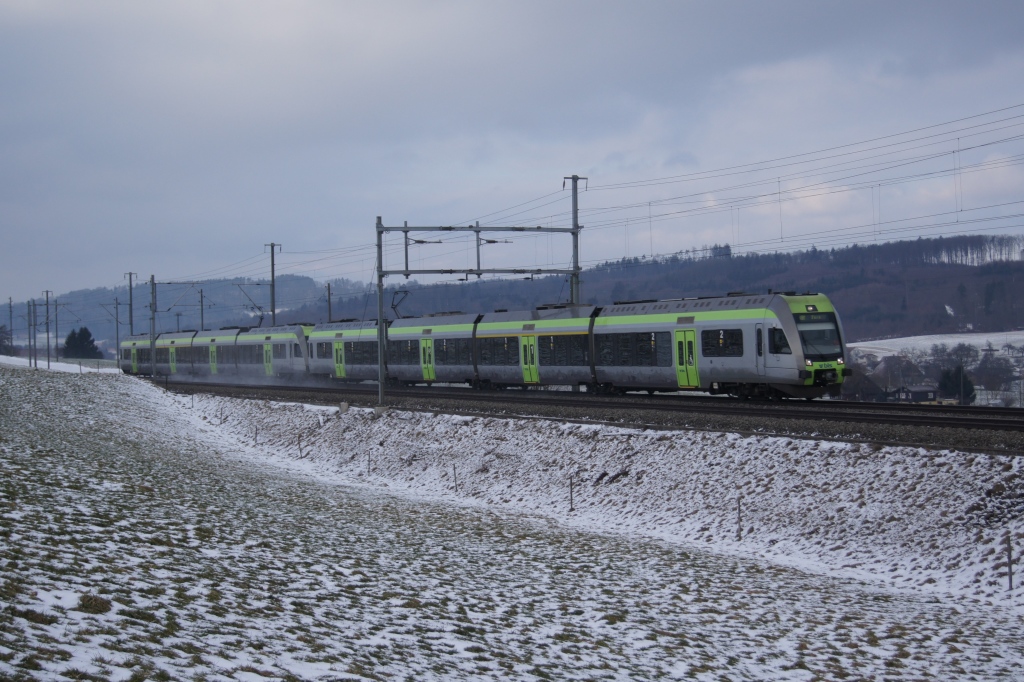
top-left (433, 338), bottom-right (471, 366)
top-left (596, 335), bottom-right (614, 366)
top-left (273, 344), bottom-right (286, 359)
top-left (794, 313), bottom-right (842, 358)
top-left (654, 332), bottom-right (671, 366)
top-left (570, 335), bottom-right (589, 366)
top-left (756, 328), bottom-right (763, 357)
top-left (293, 343), bottom-right (302, 358)
top-left (701, 329), bottom-right (743, 357)
top-left (769, 328), bottom-right (792, 354)
top-left (155, 348), bottom-right (169, 363)
top-left (345, 340), bottom-right (379, 365)
top-left (635, 334), bottom-right (653, 365)
top-left (387, 340), bottom-right (410, 365)
top-left (476, 336), bottom-right (520, 365)
top-left (539, 336), bottom-right (552, 365)
top-left (537, 335), bottom-right (589, 366)
top-left (478, 338), bottom-right (492, 365)
top-left (596, 332), bottom-right (670, 367)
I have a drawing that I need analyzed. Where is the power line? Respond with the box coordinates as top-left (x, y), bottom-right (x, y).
top-left (589, 104), bottom-right (1024, 191)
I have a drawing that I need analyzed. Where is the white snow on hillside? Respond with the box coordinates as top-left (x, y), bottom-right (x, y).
top-left (1, 363), bottom-right (1023, 681)
top-left (0, 354), bottom-right (120, 374)
top-left (849, 331), bottom-right (1024, 358)
top-left (190, 393), bottom-right (1023, 608)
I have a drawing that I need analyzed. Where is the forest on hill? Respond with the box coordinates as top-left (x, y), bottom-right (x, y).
top-left (12, 235), bottom-right (1024, 356)
top-left (286, 234), bottom-right (1024, 343)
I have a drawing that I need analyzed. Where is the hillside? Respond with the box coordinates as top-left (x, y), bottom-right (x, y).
top-left (295, 235), bottom-right (1024, 342)
top-left (11, 235), bottom-right (1024, 354)
top-left (2, 362), bottom-right (1022, 680)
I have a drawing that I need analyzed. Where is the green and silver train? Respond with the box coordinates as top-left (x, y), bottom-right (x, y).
top-left (119, 291), bottom-right (850, 399)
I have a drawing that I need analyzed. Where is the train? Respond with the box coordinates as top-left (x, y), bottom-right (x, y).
top-left (118, 291), bottom-right (851, 399)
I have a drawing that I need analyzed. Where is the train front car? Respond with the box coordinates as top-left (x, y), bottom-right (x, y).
top-left (763, 293), bottom-right (850, 399)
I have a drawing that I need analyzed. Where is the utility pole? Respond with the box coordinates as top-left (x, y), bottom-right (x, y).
top-left (7, 298), bottom-right (11, 349)
top-left (125, 272), bottom-right (136, 335)
top-left (563, 175), bottom-right (587, 304)
top-left (265, 243), bottom-right (281, 326)
top-left (375, 212), bottom-right (578, 405)
top-left (376, 218), bottom-right (386, 406)
top-left (326, 282), bottom-right (332, 322)
top-left (43, 290), bottom-right (51, 369)
top-left (199, 289), bottom-right (205, 331)
top-left (149, 275), bottom-right (157, 377)
top-left (30, 301), bottom-right (37, 369)
top-left (54, 300), bottom-right (60, 361)
top-left (114, 297), bottom-right (120, 362)
top-left (25, 301), bottom-right (32, 367)
top-left (175, 311), bottom-right (182, 332)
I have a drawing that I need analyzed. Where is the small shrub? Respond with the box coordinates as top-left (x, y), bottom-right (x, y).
top-left (12, 607), bottom-right (59, 625)
top-left (76, 594), bottom-right (113, 614)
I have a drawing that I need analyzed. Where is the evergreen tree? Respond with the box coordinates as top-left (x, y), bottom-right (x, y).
top-left (938, 366), bottom-right (976, 405)
top-left (63, 327), bottom-right (104, 359)
top-left (0, 325), bottom-right (12, 355)
top-left (974, 353), bottom-right (1017, 391)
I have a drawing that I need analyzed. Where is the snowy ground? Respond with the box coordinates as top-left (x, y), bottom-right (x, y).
top-left (2, 365), bottom-right (1023, 680)
top-left (848, 331), bottom-right (1024, 359)
top-left (0, 354), bottom-right (120, 374)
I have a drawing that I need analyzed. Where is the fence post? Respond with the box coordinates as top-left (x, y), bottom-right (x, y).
top-left (736, 495), bottom-right (743, 541)
top-left (453, 464), bottom-right (458, 493)
top-left (1009, 530), bottom-right (1015, 593)
top-left (569, 474), bottom-right (575, 512)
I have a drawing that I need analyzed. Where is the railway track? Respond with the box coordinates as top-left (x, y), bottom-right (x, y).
top-left (151, 376), bottom-right (1024, 433)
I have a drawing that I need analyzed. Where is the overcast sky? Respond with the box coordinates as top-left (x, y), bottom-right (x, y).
top-left (3, 0), bottom-right (1024, 304)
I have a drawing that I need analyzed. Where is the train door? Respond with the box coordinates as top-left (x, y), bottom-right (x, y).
top-left (754, 323), bottom-right (765, 377)
top-left (674, 329), bottom-right (699, 388)
top-left (169, 347), bottom-right (177, 374)
top-left (131, 348), bottom-right (137, 374)
top-left (209, 346), bottom-right (218, 375)
top-left (333, 342), bottom-right (346, 378)
top-left (521, 335), bottom-right (539, 384)
top-left (263, 343), bottom-right (273, 376)
top-left (420, 338), bottom-right (436, 381)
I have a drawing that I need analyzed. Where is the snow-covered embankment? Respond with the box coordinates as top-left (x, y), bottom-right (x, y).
top-left (191, 393), bottom-right (1023, 606)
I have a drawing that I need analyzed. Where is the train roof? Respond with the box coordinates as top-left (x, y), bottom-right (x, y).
top-left (479, 305), bottom-right (596, 324)
top-left (192, 329), bottom-right (243, 343)
top-left (390, 313), bottom-right (480, 329)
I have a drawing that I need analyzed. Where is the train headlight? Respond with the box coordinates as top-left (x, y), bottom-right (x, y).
top-left (805, 359), bottom-right (813, 366)
top-left (837, 357), bottom-right (844, 365)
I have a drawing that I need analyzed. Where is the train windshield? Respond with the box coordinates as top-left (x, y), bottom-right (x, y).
top-left (794, 312), bottom-right (843, 360)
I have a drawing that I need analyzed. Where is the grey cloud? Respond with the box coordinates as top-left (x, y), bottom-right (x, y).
top-left (2, 1), bottom-right (1024, 300)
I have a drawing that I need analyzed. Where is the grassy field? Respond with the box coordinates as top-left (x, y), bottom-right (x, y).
top-left (2, 366), bottom-right (1023, 681)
